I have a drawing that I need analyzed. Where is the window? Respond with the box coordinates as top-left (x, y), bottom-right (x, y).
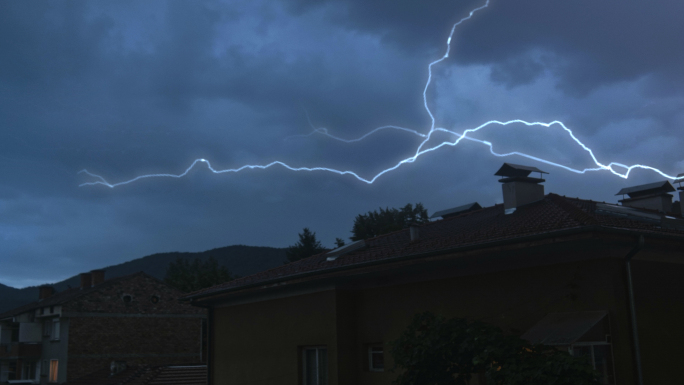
top-left (22, 361), bottom-right (36, 380)
top-left (368, 346), bottom-right (384, 372)
top-left (10, 325), bottom-right (19, 343)
top-left (41, 360), bottom-right (48, 377)
top-left (51, 319), bottom-right (60, 341)
top-left (6, 361), bottom-right (17, 381)
top-left (49, 360), bottom-right (58, 383)
top-left (570, 343), bottom-right (614, 384)
top-left (43, 320), bottom-right (51, 338)
top-left (302, 347), bottom-right (327, 385)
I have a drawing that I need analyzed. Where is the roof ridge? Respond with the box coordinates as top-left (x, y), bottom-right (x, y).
top-left (0, 271), bottom-right (162, 319)
top-left (547, 193), bottom-right (600, 226)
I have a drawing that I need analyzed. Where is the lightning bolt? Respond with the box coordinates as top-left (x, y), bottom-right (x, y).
top-left (79, 0), bottom-right (684, 188)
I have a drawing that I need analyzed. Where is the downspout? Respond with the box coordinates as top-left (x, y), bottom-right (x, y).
top-left (624, 235), bottom-right (644, 385)
top-left (207, 306), bottom-right (214, 385)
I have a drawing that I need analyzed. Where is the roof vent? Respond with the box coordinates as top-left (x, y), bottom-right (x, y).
top-left (495, 163), bottom-right (548, 212)
top-left (616, 181), bottom-right (675, 213)
top-left (326, 240), bottom-right (365, 261)
top-left (431, 202), bottom-right (482, 219)
top-left (409, 223), bottom-right (421, 242)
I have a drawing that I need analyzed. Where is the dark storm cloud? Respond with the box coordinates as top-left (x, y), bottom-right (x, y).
top-left (286, 0), bottom-right (684, 95)
top-left (0, 0), bottom-right (681, 288)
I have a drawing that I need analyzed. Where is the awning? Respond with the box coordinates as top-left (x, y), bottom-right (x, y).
top-left (521, 311), bottom-right (608, 345)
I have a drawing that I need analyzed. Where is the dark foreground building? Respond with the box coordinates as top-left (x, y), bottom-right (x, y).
top-left (184, 164), bottom-right (684, 385)
top-left (0, 271), bottom-right (205, 383)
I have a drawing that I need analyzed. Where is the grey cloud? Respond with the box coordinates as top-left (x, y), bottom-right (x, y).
top-left (285, 0), bottom-right (684, 95)
top-left (0, 0), bottom-right (681, 288)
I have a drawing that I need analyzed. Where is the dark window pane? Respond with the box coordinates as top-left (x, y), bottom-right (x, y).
top-left (369, 347), bottom-right (384, 371)
top-left (318, 348), bottom-right (328, 385)
top-left (593, 345), bottom-right (615, 384)
top-left (573, 346), bottom-right (592, 364)
top-left (305, 349), bottom-right (317, 385)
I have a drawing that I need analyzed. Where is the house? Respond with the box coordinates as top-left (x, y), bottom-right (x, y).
top-left (0, 271), bottom-right (206, 384)
top-left (183, 164), bottom-right (684, 385)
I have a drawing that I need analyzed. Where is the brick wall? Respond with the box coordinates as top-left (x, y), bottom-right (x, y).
top-left (67, 316), bottom-right (202, 380)
top-left (61, 273), bottom-right (206, 381)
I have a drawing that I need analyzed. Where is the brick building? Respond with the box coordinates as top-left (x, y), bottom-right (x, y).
top-left (184, 164), bottom-right (684, 385)
top-left (0, 271), bottom-right (205, 384)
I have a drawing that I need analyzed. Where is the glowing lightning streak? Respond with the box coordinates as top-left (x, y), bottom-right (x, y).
top-left (420, 0), bottom-right (491, 148)
top-left (79, 1), bottom-right (684, 188)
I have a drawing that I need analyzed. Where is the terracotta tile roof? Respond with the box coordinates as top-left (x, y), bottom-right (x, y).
top-left (146, 366), bottom-right (207, 385)
top-left (66, 365), bottom-right (148, 385)
top-left (185, 194), bottom-right (684, 300)
top-left (66, 364), bottom-right (206, 385)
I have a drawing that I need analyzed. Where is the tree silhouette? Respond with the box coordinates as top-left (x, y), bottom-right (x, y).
top-left (351, 203), bottom-right (429, 241)
top-left (164, 256), bottom-right (234, 293)
top-left (285, 227), bottom-right (327, 263)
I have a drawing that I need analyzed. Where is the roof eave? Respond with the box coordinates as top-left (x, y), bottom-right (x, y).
top-left (185, 224), bottom-right (679, 304)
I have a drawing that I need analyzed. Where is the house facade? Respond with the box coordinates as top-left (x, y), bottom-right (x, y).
top-left (0, 271), bottom-right (205, 384)
top-left (185, 164), bottom-right (684, 385)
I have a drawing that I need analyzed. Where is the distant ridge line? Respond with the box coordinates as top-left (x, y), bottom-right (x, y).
top-left (0, 244), bottom-right (286, 314)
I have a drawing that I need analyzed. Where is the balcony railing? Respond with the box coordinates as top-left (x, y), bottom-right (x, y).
top-left (0, 343), bottom-right (41, 359)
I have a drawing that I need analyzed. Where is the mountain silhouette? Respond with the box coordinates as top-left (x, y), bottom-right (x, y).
top-left (0, 245), bottom-right (285, 314)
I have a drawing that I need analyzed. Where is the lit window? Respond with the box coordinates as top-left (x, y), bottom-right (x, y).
top-left (302, 347), bottom-right (327, 385)
top-left (51, 319), bottom-right (60, 341)
top-left (368, 346), bottom-right (384, 372)
top-left (49, 360), bottom-right (58, 383)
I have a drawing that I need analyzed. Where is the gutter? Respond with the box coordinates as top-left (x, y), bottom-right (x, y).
top-left (185, 225), bottom-right (681, 303)
top-left (624, 235), bottom-right (645, 385)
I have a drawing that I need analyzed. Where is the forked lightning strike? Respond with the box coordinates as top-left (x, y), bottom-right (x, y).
top-left (79, 0), bottom-right (683, 189)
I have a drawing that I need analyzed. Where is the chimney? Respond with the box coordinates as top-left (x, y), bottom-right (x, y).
top-left (39, 285), bottom-right (54, 300)
top-left (495, 163), bottom-right (548, 213)
top-left (617, 181), bottom-right (675, 213)
top-left (409, 223), bottom-right (420, 242)
top-left (90, 269), bottom-right (105, 286)
top-left (80, 272), bottom-right (92, 289)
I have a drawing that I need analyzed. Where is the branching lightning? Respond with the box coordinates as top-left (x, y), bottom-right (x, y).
top-left (79, 0), bottom-right (683, 189)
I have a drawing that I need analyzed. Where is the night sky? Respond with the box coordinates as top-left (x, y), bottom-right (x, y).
top-left (1, 0), bottom-right (683, 288)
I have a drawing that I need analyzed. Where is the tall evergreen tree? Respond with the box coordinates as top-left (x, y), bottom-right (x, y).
top-left (351, 203), bottom-right (429, 241)
top-left (164, 256), bottom-right (234, 293)
top-left (285, 227), bottom-right (327, 263)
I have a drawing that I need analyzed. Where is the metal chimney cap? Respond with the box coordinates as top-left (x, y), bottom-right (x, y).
top-left (431, 202), bottom-right (482, 219)
top-left (495, 163), bottom-right (548, 178)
